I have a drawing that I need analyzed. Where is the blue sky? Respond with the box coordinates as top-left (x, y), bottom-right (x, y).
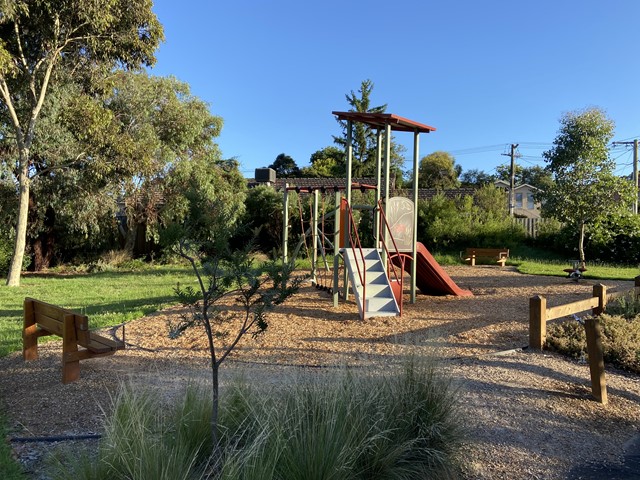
top-left (150, 1), bottom-right (640, 179)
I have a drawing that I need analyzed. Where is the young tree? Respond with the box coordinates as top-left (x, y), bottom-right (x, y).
top-left (418, 151), bottom-right (461, 189)
top-left (542, 107), bottom-right (635, 265)
top-left (165, 216), bottom-right (302, 466)
top-left (0, 0), bottom-right (163, 285)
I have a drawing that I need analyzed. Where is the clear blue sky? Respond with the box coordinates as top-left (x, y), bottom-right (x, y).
top-left (150, 0), bottom-right (640, 179)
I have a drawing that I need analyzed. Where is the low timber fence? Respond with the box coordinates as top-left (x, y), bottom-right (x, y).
top-left (529, 276), bottom-right (640, 404)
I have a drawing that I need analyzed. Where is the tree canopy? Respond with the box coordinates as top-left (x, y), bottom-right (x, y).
top-left (541, 107), bottom-right (635, 265)
top-left (268, 153), bottom-right (301, 177)
top-left (300, 146), bottom-right (346, 178)
top-left (418, 151), bottom-right (461, 189)
top-left (0, 0), bottom-right (163, 285)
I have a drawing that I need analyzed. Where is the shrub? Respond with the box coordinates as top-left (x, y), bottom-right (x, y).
top-left (546, 315), bottom-right (640, 373)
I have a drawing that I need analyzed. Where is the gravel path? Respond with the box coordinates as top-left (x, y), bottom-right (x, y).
top-left (2, 265), bottom-right (639, 479)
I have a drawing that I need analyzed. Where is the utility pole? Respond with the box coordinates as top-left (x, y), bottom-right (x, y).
top-left (612, 140), bottom-right (639, 214)
top-left (502, 144), bottom-right (520, 217)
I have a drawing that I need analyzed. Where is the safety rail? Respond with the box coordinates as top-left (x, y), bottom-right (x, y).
top-left (341, 198), bottom-right (367, 315)
top-left (377, 200), bottom-right (405, 316)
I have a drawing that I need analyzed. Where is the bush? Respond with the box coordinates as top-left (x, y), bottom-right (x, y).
top-left (417, 187), bottom-right (525, 253)
top-left (54, 360), bottom-right (465, 480)
top-left (546, 314), bottom-right (640, 374)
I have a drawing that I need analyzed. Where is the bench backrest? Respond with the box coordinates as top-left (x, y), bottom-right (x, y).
top-left (25, 297), bottom-right (91, 346)
top-left (466, 248), bottom-right (509, 257)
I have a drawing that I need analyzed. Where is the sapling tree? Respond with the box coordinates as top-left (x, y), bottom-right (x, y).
top-left (168, 232), bottom-right (302, 465)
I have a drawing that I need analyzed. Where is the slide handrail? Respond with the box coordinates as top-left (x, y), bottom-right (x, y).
top-left (341, 198), bottom-right (367, 318)
top-left (377, 199), bottom-right (404, 315)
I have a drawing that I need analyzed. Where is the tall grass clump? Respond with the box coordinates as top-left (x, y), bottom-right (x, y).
top-left (53, 360), bottom-right (465, 480)
top-left (51, 385), bottom-right (213, 480)
top-left (221, 359), bottom-right (465, 480)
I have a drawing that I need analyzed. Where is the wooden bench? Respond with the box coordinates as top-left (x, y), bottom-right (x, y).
top-left (22, 298), bottom-right (125, 383)
top-left (464, 248), bottom-right (509, 267)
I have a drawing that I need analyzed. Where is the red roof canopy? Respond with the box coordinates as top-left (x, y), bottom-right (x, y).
top-left (332, 111), bottom-right (436, 133)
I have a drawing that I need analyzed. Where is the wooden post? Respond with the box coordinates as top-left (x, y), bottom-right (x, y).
top-left (592, 284), bottom-right (607, 316)
top-left (22, 298), bottom-right (38, 361)
top-left (62, 313), bottom-right (80, 384)
top-left (529, 295), bottom-right (547, 350)
top-left (584, 318), bottom-right (608, 404)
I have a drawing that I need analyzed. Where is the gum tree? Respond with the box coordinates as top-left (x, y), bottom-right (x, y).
top-left (0, 0), bottom-right (163, 285)
top-left (542, 107), bottom-right (635, 266)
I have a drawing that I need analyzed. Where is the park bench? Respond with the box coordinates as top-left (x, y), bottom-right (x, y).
top-left (22, 297), bottom-right (125, 383)
top-left (464, 248), bottom-right (509, 267)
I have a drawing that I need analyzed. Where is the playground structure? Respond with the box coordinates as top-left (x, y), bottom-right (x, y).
top-left (282, 112), bottom-right (472, 319)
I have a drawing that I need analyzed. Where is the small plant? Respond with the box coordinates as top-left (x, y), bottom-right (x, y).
top-left (170, 237), bottom-right (303, 466)
top-left (605, 293), bottom-right (640, 320)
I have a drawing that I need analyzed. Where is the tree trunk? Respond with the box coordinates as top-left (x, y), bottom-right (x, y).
top-left (29, 201), bottom-right (56, 271)
top-left (578, 221), bottom-right (586, 268)
top-left (6, 159), bottom-right (30, 286)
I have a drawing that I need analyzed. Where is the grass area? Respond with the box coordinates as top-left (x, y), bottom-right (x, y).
top-left (52, 360), bottom-right (464, 480)
top-left (0, 265), bottom-right (198, 357)
top-left (510, 259), bottom-right (640, 281)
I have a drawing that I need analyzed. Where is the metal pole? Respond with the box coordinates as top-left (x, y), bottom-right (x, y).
top-left (382, 122), bottom-right (391, 269)
top-left (282, 185), bottom-right (289, 264)
top-left (343, 120), bottom-right (353, 300)
top-left (634, 139), bottom-right (638, 215)
top-left (333, 190), bottom-right (341, 307)
top-left (411, 130), bottom-right (420, 303)
top-left (374, 129), bottom-right (382, 247)
top-left (312, 189), bottom-right (319, 283)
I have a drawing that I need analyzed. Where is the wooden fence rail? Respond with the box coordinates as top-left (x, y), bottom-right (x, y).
top-left (529, 276), bottom-right (640, 404)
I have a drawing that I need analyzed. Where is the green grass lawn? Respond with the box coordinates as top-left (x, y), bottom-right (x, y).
top-left (510, 259), bottom-right (640, 281)
top-left (0, 265), bottom-right (198, 357)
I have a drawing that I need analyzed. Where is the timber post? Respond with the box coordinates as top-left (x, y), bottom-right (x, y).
top-left (592, 284), bottom-right (607, 316)
top-left (584, 318), bottom-right (608, 404)
top-left (529, 295), bottom-right (546, 350)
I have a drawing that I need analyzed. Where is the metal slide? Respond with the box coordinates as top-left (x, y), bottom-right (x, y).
top-left (395, 242), bottom-right (473, 297)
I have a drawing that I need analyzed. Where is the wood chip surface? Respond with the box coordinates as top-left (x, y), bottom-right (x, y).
top-left (2, 265), bottom-right (639, 479)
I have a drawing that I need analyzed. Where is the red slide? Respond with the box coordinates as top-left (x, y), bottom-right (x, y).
top-left (394, 242), bottom-right (473, 297)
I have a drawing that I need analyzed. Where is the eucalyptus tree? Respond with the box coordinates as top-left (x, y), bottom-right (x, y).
top-left (0, 0), bottom-right (163, 285)
top-left (542, 107), bottom-right (635, 265)
top-left (20, 71), bottom-right (226, 267)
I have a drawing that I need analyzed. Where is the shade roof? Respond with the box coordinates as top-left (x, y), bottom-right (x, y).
top-left (332, 111), bottom-right (436, 133)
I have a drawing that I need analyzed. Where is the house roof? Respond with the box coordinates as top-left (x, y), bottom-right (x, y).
top-left (331, 111), bottom-right (436, 133)
top-left (394, 188), bottom-right (479, 201)
top-left (247, 177), bottom-right (390, 192)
